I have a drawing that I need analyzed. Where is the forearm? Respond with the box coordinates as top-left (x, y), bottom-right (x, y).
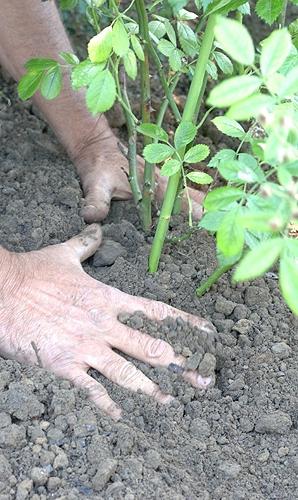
top-left (0, 0), bottom-right (115, 162)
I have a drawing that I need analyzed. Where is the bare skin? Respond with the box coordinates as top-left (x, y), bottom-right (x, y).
top-left (0, 1), bottom-right (212, 418)
top-left (0, 227), bottom-right (214, 420)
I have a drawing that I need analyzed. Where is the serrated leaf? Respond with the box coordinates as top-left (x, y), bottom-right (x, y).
top-left (165, 19), bottom-right (177, 45)
top-left (71, 60), bottom-right (105, 90)
top-left (24, 58), bottom-right (58, 71)
top-left (143, 143), bottom-right (174, 163)
top-left (260, 29), bottom-right (292, 77)
top-left (123, 49), bottom-right (137, 80)
top-left (169, 48), bottom-right (183, 71)
top-left (204, 186), bottom-right (244, 211)
top-left (214, 17), bottom-right (255, 65)
top-left (234, 238), bottom-right (283, 281)
top-left (186, 171), bottom-right (213, 184)
top-left (157, 39), bottom-right (175, 56)
top-left (86, 69), bottom-right (116, 114)
top-left (279, 254), bottom-right (298, 315)
top-left (218, 159), bottom-right (260, 183)
top-left (131, 35), bottom-right (145, 61)
top-left (137, 123), bottom-right (168, 142)
top-left (208, 148), bottom-right (236, 167)
top-left (174, 122), bottom-right (197, 149)
top-left (40, 66), bottom-right (62, 100)
top-left (60, 0), bottom-right (77, 10)
top-left (59, 52), bottom-right (80, 65)
top-left (206, 0), bottom-right (248, 15)
top-left (239, 211), bottom-right (278, 232)
top-left (112, 20), bottom-right (130, 57)
top-left (206, 60), bottom-right (218, 80)
top-left (208, 75), bottom-right (262, 107)
top-left (160, 158), bottom-right (181, 176)
top-left (214, 51), bottom-right (234, 75)
top-left (88, 26), bottom-right (113, 63)
top-left (212, 116), bottom-right (245, 138)
top-left (17, 71), bottom-right (44, 101)
top-left (199, 211), bottom-right (226, 231)
top-left (217, 209), bottom-right (245, 257)
top-left (227, 94), bottom-right (275, 121)
top-left (149, 20), bottom-right (167, 39)
top-left (177, 22), bottom-right (198, 57)
top-left (255, 0), bottom-right (284, 25)
top-left (289, 19), bottom-right (298, 49)
top-left (184, 144), bottom-right (210, 163)
top-left (238, 153), bottom-right (265, 182)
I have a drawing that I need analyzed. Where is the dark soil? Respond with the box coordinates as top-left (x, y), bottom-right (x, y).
top-left (0, 71), bottom-right (297, 500)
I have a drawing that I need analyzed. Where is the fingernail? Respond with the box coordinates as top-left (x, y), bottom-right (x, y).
top-left (80, 205), bottom-right (100, 223)
top-left (110, 407), bottom-right (122, 421)
top-left (197, 374), bottom-right (212, 389)
top-left (160, 394), bottom-right (175, 404)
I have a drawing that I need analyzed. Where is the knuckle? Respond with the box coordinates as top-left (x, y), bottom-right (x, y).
top-left (150, 300), bottom-right (169, 320)
top-left (144, 338), bottom-right (169, 360)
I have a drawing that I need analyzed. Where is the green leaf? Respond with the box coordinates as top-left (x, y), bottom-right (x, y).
top-left (208, 75), bottom-right (262, 108)
top-left (160, 158), bottom-right (181, 176)
top-left (137, 123), bottom-right (168, 142)
top-left (177, 22), bottom-right (198, 57)
top-left (174, 122), bottom-right (197, 149)
top-left (278, 66), bottom-right (298, 97)
top-left (214, 51), bottom-right (234, 75)
top-left (59, 52), bottom-right (79, 65)
top-left (71, 60), bottom-right (105, 90)
top-left (212, 116), bottom-right (245, 139)
top-left (199, 211), bottom-right (226, 231)
top-left (112, 20), bottom-right (130, 57)
top-left (149, 21), bottom-right (167, 39)
top-left (60, 0), bottom-right (77, 10)
top-left (217, 209), bottom-right (245, 257)
top-left (184, 144), bottom-right (210, 163)
top-left (214, 17), bottom-right (255, 66)
top-left (143, 144), bottom-right (174, 163)
top-left (17, 71), bottom-right (44, 101)
top-left (227, 94), bottom-right (275, 121)
top-left (289, 19), bottom-right (298, 49)
top-left (279, 254), bottom-right (298, 315)
top-left (165, 19), bottom-right (177, 45)
top-left (208, 148), bottom-right (236, 167)
top-left (238, 153), bottom-right (265, 182)
top-left (169, 49), bottom-right (183, 72)
top-left (239, 211), bottom-right (279, 232)
top-left (40, 66), bottom-right (62, 100)
top-left (86, 69), bottom-right (116, 114)
top-left (186, 171), bottom-right (213, 184)
top-left (234, 238), bottom-right (283, 281)
top-left (218, 159), bottom-right (260, 183)
top-left (255, 0), bottom-right (284, 25)
top-left (88, 26), bottom-right (113, 63)
top-left (131, 35), bottom-right (145, 61)
top-left (157, 39), bottom-right (176, 56)
top-left (24, 58), bottom-right (58, 71)
top-left (206, 0), bottom-right (248, 15)
top-left (206, 60), bottom-right (218, 80)
top-left (123, 49), bottom-right (137, 80)
top-left (260, 29), bottom-right (292, 77)
top-left (204, 186), bottom-right (244, 211)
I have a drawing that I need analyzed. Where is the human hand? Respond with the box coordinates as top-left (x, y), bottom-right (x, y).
top-left (0, 226), bottom-right (214, 420)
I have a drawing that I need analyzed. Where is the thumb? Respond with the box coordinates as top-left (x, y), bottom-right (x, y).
top-left (80, 183), bottom-right (113, 223)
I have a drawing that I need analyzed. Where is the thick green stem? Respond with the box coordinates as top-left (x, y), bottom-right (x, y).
top-left (196, 264), bottom-right (233, 297)
top-left (148, 14), bottom-right (216, 273)
top-left (136, 0), bottom-right (153, 232)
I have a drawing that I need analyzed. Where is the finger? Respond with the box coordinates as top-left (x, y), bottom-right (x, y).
top-left (69, 370), bottom-right (122, 420)
top-left (80, 184), bottom-right (113, 223)
top-left (120, 296), bottom-right (216, 335)
top-left (111, 324), bottom-right (212, 390)
top-left (64, 224), bottom-right (102, 262)
top-left (88, 350), bottom-right (173, 404)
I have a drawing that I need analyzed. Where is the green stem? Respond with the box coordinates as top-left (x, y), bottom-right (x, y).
top-left (196, 264), bottom-right (232, 297)
top-left (147, 43), bottom-right (182, 122)
top-left (156, 74), bottom-right (180, 128)
top-left (148, 14), bottom-right (216, 273)
top-left (278, 0), bottom-right (288, 27)
top-left (136, 0), bottom-right (154, 232)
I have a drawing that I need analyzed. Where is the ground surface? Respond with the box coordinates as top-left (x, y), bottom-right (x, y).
top-left (0, 6), bottom-right (298, 496)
